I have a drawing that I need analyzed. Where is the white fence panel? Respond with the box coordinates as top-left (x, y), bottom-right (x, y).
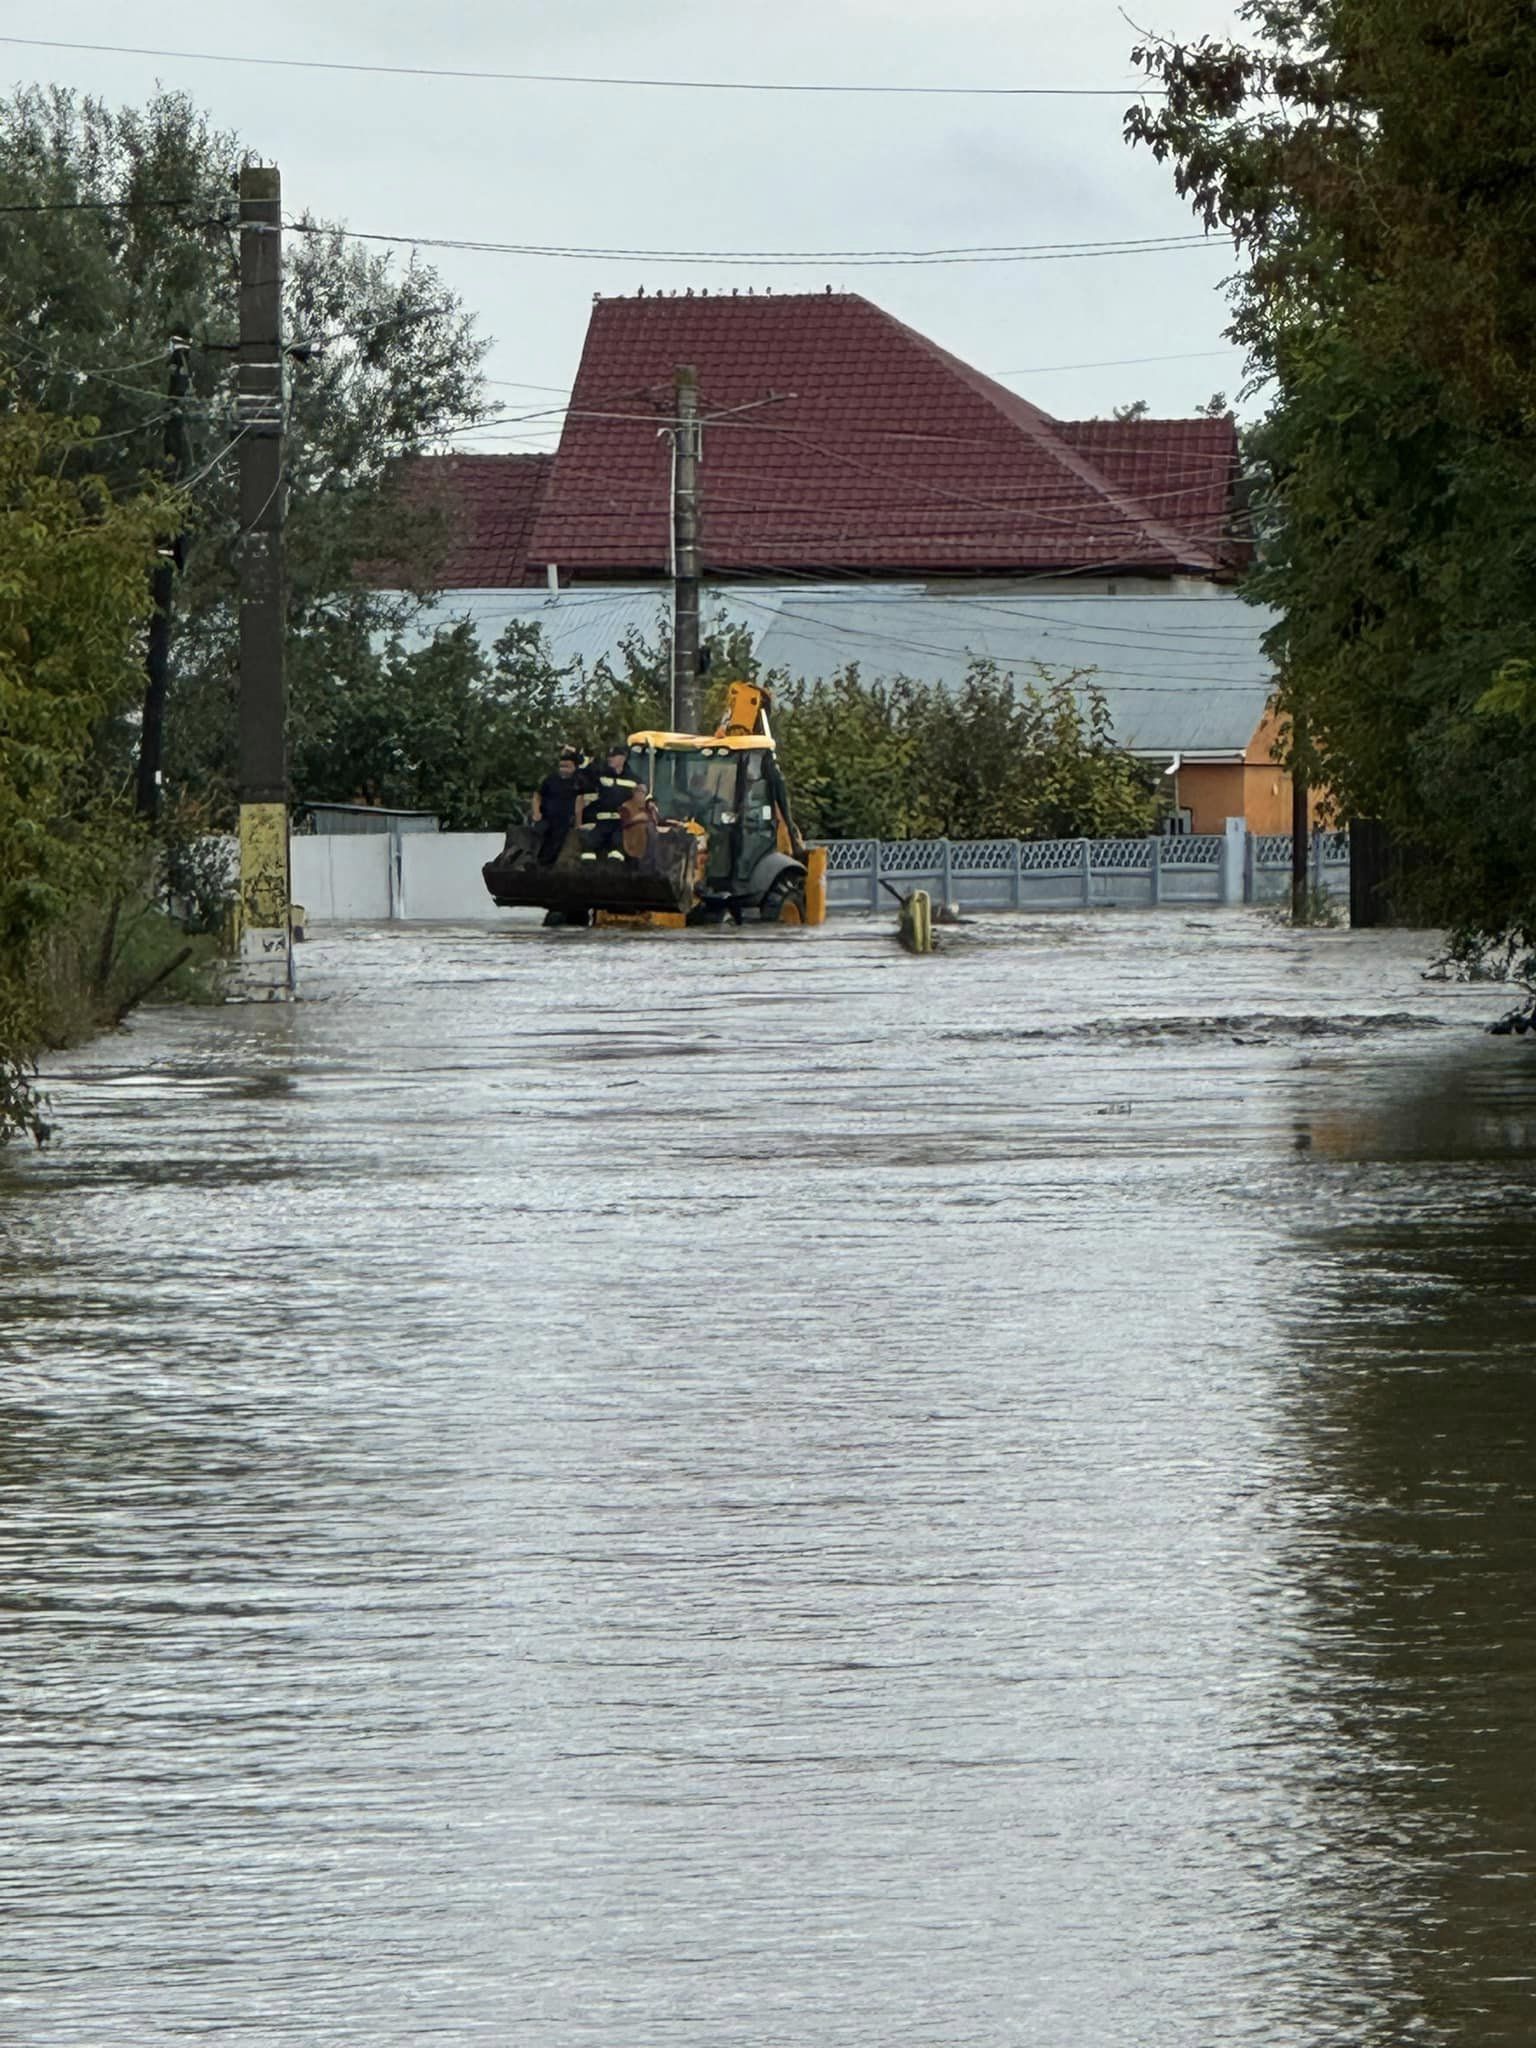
top-left (397, 832), bottom-right (511, 920)
top-left (291, 834), bottom-right (391, 922)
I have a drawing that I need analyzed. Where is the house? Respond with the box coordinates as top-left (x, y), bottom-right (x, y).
top-left (383, 291), bottom-right (1295, 834)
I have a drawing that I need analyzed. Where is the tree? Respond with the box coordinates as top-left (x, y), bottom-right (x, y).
top-left (1126, 0), bottom-right (1536, 953)
top-left (283, 612), bottom-right (680, 828)
top-left (1111, 399), bottom-right (1151, 422)
top-left (0, 399), bottom-right (168, 1140)
top-left (290, 621), bottom-right (578, 830)
top-left (0, 85), bottom-right (491, 815)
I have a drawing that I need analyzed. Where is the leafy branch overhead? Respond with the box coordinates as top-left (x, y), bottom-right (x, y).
top-left (1127, 0), bottom-right (1536, 950)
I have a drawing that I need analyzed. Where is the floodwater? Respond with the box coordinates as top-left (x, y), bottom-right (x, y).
top-left (3, 910), bottom-right (1535, 2047)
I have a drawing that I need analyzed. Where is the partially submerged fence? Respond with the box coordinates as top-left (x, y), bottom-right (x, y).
top-left (287, 823), bottom-right (1349, 922)
top-left (820, 827), bottom-right (1351, 913)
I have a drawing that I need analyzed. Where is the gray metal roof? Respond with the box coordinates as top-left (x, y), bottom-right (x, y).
top-left (406, 588), bottom-right (670, 673)
top-left (400, 580), bottom-right (1277, 757)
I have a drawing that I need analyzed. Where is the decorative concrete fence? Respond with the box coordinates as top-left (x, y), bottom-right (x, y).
top-left (286, 824), bottom-right (1349, 923)
top-left (820, 826), bottom-right (1350, 914)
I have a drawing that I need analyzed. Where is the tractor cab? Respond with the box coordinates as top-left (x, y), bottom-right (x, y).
top-left (481, 683), bottom-right (825, 926)
top-left (624, 732), bottom-right (800, 914)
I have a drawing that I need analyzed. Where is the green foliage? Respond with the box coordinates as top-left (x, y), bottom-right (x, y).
top-left (769, 669), bottom-right (918, 838)
top-left (775, 661), bottom-right (1159, 842)
top-left (0, 84), bottom-right (490, 816)
top-left (158, 793), bottom-right (236, 935)
top-left (285, 612), bottom-right (678, 829)
top-left (1268, 883), bottom-right (1344, 930)
top-left (282, 597), bottom-right (1157, 846)
top-left (1127, 0), bottom-right (1536, 951)
top-left (0, 398), bottom-right (167, 1141)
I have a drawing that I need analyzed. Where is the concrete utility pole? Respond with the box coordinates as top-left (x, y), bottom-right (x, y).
top-left (136, 337), bottom-right (192, 822)
top-left (1291, 717), bottom-right (1311, 926)
top-left (671, 364), bottom-right (701, 732)
top-left (235, 164), bottom-right (294, 998)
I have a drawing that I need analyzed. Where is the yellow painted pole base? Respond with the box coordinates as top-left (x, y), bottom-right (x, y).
top-left (897, 888), bottom-right (934, 954)
top-left (234, 801), bottom-right (295, 998)
top-left (803, 846), bottom-right (828, 925)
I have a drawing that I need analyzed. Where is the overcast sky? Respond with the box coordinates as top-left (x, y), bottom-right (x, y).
top-left (7, 2), bottom-right (1256, 446)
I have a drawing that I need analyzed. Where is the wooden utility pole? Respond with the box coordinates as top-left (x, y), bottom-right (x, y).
top-left (235, 164), bottom-right (293, 997)
top-left (671, 364), bottom-right (701, 732)
top-left (136, 337), bottom-right (192, 822)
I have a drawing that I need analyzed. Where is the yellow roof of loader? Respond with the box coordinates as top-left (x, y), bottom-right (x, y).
top-left (627, 731), bottom-right (775, 752)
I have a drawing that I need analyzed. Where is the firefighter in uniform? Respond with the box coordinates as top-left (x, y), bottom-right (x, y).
top-left (580, 743), bottom-right (638, 862)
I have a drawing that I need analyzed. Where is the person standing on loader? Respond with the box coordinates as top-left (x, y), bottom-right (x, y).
top-left (530, 748), bottom-right (582, 865)
top-left (580, 743), bottom-right (638, 863)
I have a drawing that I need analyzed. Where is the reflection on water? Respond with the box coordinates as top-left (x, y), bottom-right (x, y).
top-left (1279, 1054), bottom-right (1536, 2045)
top-left (1, 914), bottom-right (1532, 2045)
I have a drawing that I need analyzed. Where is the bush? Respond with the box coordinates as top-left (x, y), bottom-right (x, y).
top-left (773, 660), bottom-right (1159, 842)
top-left (0, 400), bottom-right (171, 1143)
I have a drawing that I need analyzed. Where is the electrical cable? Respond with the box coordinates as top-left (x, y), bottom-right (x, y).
top-left (476, 351), bottom-right (1241, 393)
top-left (720, 588), bottom-right (1268, 687)
top-left (589, 414), bottom-right (1231, 551)
top-left (995, 348), bottom-right (1238, 376)
top-left (60, 410), bottom-right (177, 448)
top-left (426, 586), bottom-right (1270, 691)
top-left (0, 323), bottom-right (198, 399)
top-left (0, 34), bottom-right (1165, 98)
top-left (181, 427), bottom-right (251, 494)
top-left (286, 220), bottom-right (1220, 268)
top-left (0, 194), bottom-right (228, 215)
top-left (439, 405), bottom-right (1248, 466)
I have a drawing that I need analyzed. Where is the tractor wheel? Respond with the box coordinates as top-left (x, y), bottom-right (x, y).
top-left (760, 874), bottom-right (807, 924)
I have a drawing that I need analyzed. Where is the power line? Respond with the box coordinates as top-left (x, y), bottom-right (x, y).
top-left (0, 195), bottom-right (226, 215)
top-left (181, 426), bottom-right (251, 495)
top-left (462, 353), bottom-right (1242, 392)
top-left (0, 323), bottom-right (205, 402)
top-left (724, 589), bottom-right (1267, 687)
top-left (287, 221), bottom-right (1220, 268)
top-left (427, 587), bottom-right (1269, 692)
top-left (0, 34), bottom-right (1165, 97)
top-left (995, 348), bottom-right (1237, 376)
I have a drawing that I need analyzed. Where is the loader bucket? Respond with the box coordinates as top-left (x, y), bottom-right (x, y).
top-left (482, 824), bottom-right (700, 919)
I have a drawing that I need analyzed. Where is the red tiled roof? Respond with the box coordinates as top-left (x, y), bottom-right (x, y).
top-left (384, 451), bottom-right (552, 589)
top-left (1055, 418), bottom-right (1243, 564)
top-left (522, 292), bottom-right (1240, 582)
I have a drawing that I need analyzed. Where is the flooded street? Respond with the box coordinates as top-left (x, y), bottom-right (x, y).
top-left (4, 910), bottom-right (1535, 2046)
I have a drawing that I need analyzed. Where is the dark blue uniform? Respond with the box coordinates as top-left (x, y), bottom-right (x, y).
top-left (534, 770), bottom-right (580, 863)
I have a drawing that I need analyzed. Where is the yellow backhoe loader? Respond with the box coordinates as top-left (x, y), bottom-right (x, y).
top-left (481, 683), bottom-right (828, 928)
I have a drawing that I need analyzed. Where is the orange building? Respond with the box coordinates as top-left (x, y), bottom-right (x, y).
top-left (1170, 706), bottom-right (1327, 836)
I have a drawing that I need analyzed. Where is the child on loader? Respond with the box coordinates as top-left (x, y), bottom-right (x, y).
top-left (619, 783), bottom-right (662, 871)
